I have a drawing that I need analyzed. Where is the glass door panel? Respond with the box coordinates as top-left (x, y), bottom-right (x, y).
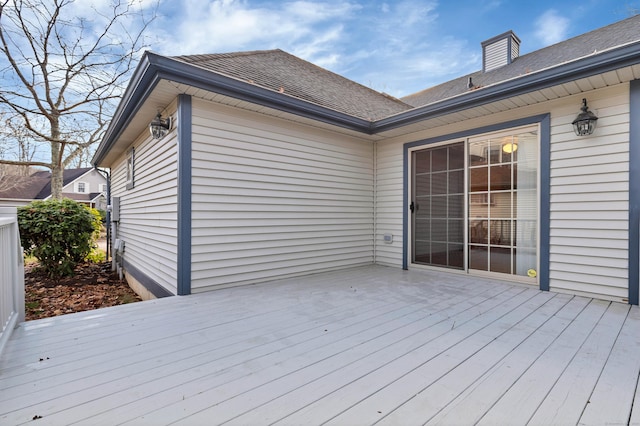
top-left (412, 142), bottom-right (465, 269)
top-left (468, 130), bottom-right (538, 277)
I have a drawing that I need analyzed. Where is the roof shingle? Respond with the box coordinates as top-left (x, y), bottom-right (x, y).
top-left (172, 50), bottom-right (412, 121)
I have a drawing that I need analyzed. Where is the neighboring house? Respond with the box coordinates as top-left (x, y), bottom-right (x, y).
top-left (0, 167), bottom-right (107, 210)
top-left (0, 174), bottom-right (50, 208)
top-left (93, 15), bottom-right (640, 304)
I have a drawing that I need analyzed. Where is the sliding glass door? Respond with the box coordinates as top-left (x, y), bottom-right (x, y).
top-left (411, 126), bottom-right (538, 280)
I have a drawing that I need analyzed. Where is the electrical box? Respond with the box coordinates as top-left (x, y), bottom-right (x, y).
top-left (110, 196), bottom-right (120, 222)
top-left (383, 234), bottom-right (393, 243)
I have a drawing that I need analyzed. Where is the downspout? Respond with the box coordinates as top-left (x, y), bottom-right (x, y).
top-left (94, 165), bottom-right (111, 262)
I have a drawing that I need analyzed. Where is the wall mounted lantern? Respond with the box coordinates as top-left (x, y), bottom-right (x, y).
top-left (572, 98), bottom-right (598, 136)
top-left (149, 112), bottom-right (172, 139)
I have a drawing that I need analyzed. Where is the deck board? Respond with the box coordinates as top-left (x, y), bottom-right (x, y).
top-left (168, 287), bottom-right (532, 425)
top-left (578, 305), bottom-right (640, 426)
top-left (293, 288), bottom-right (542, 426)
top-left (475, 298), bottom-right (610, 425)
top-left (0, 265), bottom-right (639, 426)
top-left (228, 292), bottom-right (557, 425)
top-left (103, 278), bottom-right (516, 425)
top-left (374, 292), bottom-right (571, 426)
top-left (426, 295), bottom-right (593, 425)
top-left (528, 301), bottom-right (630, 425)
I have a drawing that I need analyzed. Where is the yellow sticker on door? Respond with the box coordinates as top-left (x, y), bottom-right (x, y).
top-left (527, 269), bottom-right (537, 278)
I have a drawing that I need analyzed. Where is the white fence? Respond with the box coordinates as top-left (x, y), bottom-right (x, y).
top-left (0, 207), bottom-right (25, 357)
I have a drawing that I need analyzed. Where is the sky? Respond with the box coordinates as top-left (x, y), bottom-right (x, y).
top-left (142, 0), bottom-right (640, 97)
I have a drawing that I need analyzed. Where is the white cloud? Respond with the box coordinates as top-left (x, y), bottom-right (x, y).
top-left (480, 0), bottom-right (502, 12)
top-left (154, 0), bottom-right (358, 56)
top-left (358, 36), bottom-right (480, 97)
top-left (289, 25), bottom-right (345, 67)
top-left (324, 0), bottom-right (484, 96)
top-left (534, 9), bottom-right (570, 46)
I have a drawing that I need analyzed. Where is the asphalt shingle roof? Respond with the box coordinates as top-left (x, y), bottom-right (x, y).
top-left (0, 175), bottom-right (50, 200)
top-left (0, 168), bottom-right (93, 200)
top-left (402, 14), bottom-right (640, 107)
top-left (172, 50), bottom-right (413, 121)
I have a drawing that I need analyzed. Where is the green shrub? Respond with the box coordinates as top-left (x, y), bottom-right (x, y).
top-left (18, 199), bottom-right (102, 277)
top-left (86, 207), bottom-right (103, 240)
top-left (96, 209), bottom-right (107, 223)
top-left (86, 247), bottom-right (106, 263)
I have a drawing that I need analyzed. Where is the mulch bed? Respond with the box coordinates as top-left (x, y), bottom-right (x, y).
top-left (24, 261), bottom-right (142, 321)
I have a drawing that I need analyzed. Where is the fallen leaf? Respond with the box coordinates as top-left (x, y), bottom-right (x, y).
top-left (24, 261), bottom-right (141, 321)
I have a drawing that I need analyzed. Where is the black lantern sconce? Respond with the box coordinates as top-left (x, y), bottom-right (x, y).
top-left (149, 112), bottom-right (172, 139)
top-left (572, 98), bottom-right (598, 136)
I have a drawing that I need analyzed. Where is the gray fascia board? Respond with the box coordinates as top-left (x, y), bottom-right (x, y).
top-left (374, 41), bottom-right (640, 133)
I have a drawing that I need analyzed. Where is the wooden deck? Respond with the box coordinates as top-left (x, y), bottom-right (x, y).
top-left (1, 265), bottom-right (640, 425)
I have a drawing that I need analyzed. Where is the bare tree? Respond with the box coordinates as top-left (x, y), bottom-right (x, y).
top-left (0, 0), bottom-right (155, 198)
top-left (1, 114), bottom-right (39, 175)
top-left (0, 112), bottom-right (38, 192)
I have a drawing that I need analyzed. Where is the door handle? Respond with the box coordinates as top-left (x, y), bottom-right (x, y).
top-left (409, 201), bottom-right (415, 213)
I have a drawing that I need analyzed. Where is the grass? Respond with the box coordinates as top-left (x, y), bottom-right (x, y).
top-left (25, 301), bottom-right (40, 309)
top-left (119, 293), bottom-right (140, 304)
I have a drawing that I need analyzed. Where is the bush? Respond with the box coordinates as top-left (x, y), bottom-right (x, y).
top-left (18, 199), bottom-right (102, 277)
top-left (96, 209), bottom-right (107, 223)
top-left (86, 207), bottom-right (103, 240)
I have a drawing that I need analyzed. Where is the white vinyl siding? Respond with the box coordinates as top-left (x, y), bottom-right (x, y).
top-left (375, 140), bottom-right (404, 266)
top-left (485, 38), bottom-right (509, 71)
top-left (190, 99), bottom-right (374, 291)
top-left (549, 86), bottom-right (630, 301)
top-left (482, 33), bottom-right (520, 73)
top-left (511, 39), bottom-right (519, 62)
top-left (110, 124), bottom-right (179, 295)
top-left (61, 169), bottom-right (107, 195)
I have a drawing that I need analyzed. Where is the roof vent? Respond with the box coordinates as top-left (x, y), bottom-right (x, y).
top-left (481, 30), bottom-right (520, 72)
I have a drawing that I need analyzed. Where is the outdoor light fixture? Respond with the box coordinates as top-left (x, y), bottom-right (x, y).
top-left (149, 112), bottom-right (172, 139)
top-left (572, 98), bottom-right (598, 136)
top-left (502, 136), bottom-right (518, 154)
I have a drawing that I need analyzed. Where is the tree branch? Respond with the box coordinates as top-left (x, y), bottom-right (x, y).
top-left (0, 158), bottom-right (51, 168)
